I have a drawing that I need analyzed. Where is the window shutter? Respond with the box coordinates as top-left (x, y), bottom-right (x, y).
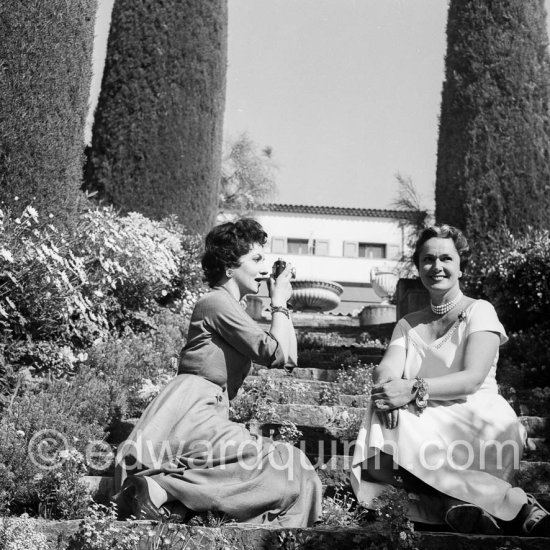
top-left (343, 241), bottom-right (358, 257)
top-left (271, 237), bottom-right (287, 254)
top-left (314, 239), bottom-right (330, 256)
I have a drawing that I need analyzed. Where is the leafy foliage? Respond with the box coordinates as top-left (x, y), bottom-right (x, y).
top-left (219, 133), bottom-right (277, 215)
top-left (0, 0), bottom-right (96, 225)
top-left (463, 228), bottom-right (550, 328)
top-left (0, 380), bottom-right (106, 516)
top-left (85, 0), bottom-right (227, 234)
top-left (0, 204), bottom-right (204, 380)
top-left (436, 0), bottom-right (550, 239)
top-left (462, 228), bottom-right (550, 390)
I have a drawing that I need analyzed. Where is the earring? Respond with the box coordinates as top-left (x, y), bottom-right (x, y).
top-left (226, 270), bottom-right (233, 278)
top-left (458, 271), bottom-right (463, 278)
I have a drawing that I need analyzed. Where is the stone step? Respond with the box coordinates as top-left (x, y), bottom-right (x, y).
top-left (110, 409), bottom-right (549, 446)
top-left (259, 404), bottom-right (549, 438)
top-left (27, 517), bottom-right (550, 550)
top-left (245, 375), bottom-right (370, 407)
top-left (84, 454), bottom-right (550, 506)
top-left (317, 456), bottom-right (550, 495)
top-left (251, 365), bottom-right (372, 381)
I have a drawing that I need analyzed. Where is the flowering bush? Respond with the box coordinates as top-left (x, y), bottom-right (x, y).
top-left (0, 379), bottom-right (106, 516)
top-left (464, 229), bottom-right (550, 330)
top-left (0, 514), bottom-right (49, 550)
top-left (0, 204), bottom-right (106, 347)
top-left (0, 204), bottom-right (203, 383)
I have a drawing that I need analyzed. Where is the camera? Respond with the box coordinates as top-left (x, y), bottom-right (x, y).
top-left (272, 258), bottom-right (297, 279)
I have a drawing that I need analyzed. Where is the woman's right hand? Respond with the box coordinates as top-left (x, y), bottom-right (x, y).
top-left (269, 263), bottom-right (293, 307)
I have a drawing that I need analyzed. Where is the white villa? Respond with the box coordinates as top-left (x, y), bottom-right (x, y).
top-left (250, 203), bottom-right (417, 316)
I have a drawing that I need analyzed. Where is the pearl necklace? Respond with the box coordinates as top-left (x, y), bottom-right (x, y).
top-left (431, 291), bottom-right (463, 315)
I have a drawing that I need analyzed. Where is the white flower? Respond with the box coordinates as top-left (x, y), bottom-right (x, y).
top-left (15, 430), bottom-right (25, 437)
top-left (0, 248), bottom-right (14, 262)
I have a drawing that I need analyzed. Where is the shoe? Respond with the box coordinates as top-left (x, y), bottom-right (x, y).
top-left (445, 503), bottom-right (502, 535)
top-left (113, 476), bottom-right (170, 521)
top-left (522, 494), bottom-right (550, 537)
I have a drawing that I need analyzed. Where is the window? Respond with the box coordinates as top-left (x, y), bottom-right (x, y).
top-left (287, 238), bottom-right (309, 255)
top-left (343, 241), bottom-right (387, 258)
top-left (358, 243), bottom-right (386, 259)
top-left (271, 237), bottom-right (330, 256)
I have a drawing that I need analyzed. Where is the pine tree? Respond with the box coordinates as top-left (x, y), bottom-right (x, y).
top-left (85, 0), bottom-right (227, 235)
top-left (435, 0), bottom-right (550, 240)
top-left (0, 1), bottom-right (96, 223)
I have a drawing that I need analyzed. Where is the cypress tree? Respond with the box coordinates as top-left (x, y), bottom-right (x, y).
top-left (85, 0), bottom-right (227, 235)
top-left (0, 1), bottom-right (97, 223)
top-left (435, 0), bottom-right (550, 240)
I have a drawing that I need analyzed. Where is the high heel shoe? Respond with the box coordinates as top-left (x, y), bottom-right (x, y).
top-left (521, 494), bottom-right (550, 537)
top-left (445, 503), bottom-right (502, 535)
top-left (113, 476), bottom-right (170, 521)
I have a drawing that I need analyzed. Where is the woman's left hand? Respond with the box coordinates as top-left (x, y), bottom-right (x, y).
top-left (377, 408), bottom-right (400, 430)
top-left (371, 377), bottom-right (414, 409)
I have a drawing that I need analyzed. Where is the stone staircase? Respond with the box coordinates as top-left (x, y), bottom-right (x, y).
top-left (80, 331), bottom-right (550, 548)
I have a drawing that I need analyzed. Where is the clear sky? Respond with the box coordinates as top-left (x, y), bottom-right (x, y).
top-left (90, 0), bottom-right (550, 213)
top-left (224, 0), bottom-right (550, 212)
top-left (224, 0), bottom-right (449, 211)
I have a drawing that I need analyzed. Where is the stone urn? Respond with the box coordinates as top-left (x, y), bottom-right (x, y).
top-left (359, 268), bottom-right (398, 326)
top-left (290, 279), bottom-right (343, 312)
top-left (370, 267), bottom-right (398, 305)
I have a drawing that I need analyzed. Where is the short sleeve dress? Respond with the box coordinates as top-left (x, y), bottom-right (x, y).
top-left (351, 300), bottom-right (527, 523)
top-left (115, 287), bottom-right (322, 527)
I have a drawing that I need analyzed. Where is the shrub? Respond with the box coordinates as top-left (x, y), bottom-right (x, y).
top-left (462, 229), bottom-right (550, 391)
top-left (0, 0), bottom-right (96, 225)
top-left (474, 230), bottom-right (550, 330)
top-left (0, 381), bottom-right (106, 516)
top-left (436, 0), bottom-right (550, 239)
top-left (498, 323), bottom-right (550, 390)
top-left (0, 204), bottom-right (203, 379)
top-left (0, 515), bottom-right (49, 550)
top-left (85, 0), bottom-right (228, 235)
top-left (84, 308), bottom-right (189, 419)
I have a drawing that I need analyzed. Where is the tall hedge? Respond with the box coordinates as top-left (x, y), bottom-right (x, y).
top-left (0, 1), bottom-right (96, 223)
top-left (435, 0), bottom-right (550, 240)
top-left (85, 0), bottom-right (227, 235)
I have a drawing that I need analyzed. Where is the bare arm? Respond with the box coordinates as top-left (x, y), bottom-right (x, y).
top-left (372, 330), bottom-right (500, 407)
top-left (285, 316), bottom-right (298, 367)
top-left (373, 344), bottom-right (406, 384)
top-left (268, 264), bottom-right (294, 364)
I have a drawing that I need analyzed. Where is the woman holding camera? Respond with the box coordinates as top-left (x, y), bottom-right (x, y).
top-left (351, 224), bottom-right (550, 536)
top-left (113, 218), bottom-right (322, 527)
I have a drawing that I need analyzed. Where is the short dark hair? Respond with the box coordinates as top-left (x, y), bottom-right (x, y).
top-left (412, 224), bottom-right (470, 271)
top-left (201, 218), bottom-right (268, 287)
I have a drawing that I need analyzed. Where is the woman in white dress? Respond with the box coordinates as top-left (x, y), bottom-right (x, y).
top-left (351, 224), bottom-right (550, 536)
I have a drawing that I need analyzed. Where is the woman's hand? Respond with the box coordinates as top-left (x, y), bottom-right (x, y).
top-left (377, 408), bottom-right (400, 430)
top-left (269, 263), bottom-right (293, 307)
top-left (371, 377), bottom-right (414, 409)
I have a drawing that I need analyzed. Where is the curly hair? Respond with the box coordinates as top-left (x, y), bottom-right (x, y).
top-left (412, 224), bottom-right (471, 271)
top-left (201, 218), bottom-right (268, 287)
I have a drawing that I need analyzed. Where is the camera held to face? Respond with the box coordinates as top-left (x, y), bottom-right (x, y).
top-left (272, 258), bottom-right (296, 279)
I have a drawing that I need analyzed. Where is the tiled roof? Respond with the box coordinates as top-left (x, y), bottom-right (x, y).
top-left (256, 203), bottom-right (421, 220)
